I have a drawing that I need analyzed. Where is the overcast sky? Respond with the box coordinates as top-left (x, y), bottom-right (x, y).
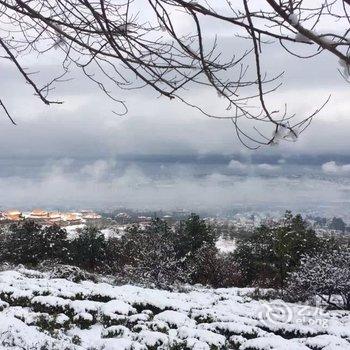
top-left (0, 3), bottom-right (349, 213)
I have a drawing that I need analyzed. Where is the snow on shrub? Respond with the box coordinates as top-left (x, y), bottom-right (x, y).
top-left (101, 313), bottom-right (129, 327)
top-left (0, 299), bottom-right (9, 311)
top-left (101, 299), bottom-right (137, 316)
top-left (198, 321), bottom-right (261, 339)
top-left (177, 326), bottom-right (227, 348)
top-left (133, 329), bottom-right (169, 348)
top-left (73, 312), bottom-right (94, 329)
top-left (0, 269), bottom-right (350, 350)
top-left (55, 313), bottom-right (70, 328)
top-left (128, 312), bottom-right (151, 324)
top-left (240, 335), bottom-right (309, 350)
top-left (144, 320), bottom-right (170, 333)
top-left (301, 334), bottom-right (350, 349)
top-left (154, 310), bottom-right (196, 328)
top-left (287, 248), bottom-right (350, 310)
top-left (31, 295), bottom-right (70, 314)
top-left (68, 299), bottom-right (101, 317)
top-left (0, 314), bottom-right (74, 349)
top-left (101, 325), bottom-right (131, 338)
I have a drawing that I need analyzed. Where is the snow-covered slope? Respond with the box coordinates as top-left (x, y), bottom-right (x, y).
top-left (0, 269), bottom-right (349, 349)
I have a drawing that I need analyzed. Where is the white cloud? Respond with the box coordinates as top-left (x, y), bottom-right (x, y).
top-left (80, 160), bottom-right (116, 180)
top-left (256, 163), bottom-right (281, 173)
top-left (322, 161), bottom-right (350, 175)
top-left (228, 160), bottom-right (280, 174)
top-left (228, 159), bottom-right (248, 171)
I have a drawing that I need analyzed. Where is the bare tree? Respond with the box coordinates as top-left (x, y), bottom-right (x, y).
top-left (0, 0), bottom-right (349, 148)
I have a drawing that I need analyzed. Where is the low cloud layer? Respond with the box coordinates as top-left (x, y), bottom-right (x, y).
top-left (1, 159), bottom-right (349, 214)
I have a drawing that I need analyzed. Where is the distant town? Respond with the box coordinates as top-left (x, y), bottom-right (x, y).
top-left (1, 208), bottom-right (349, 241)
top-left (0, 209), bottom-right (101, 226)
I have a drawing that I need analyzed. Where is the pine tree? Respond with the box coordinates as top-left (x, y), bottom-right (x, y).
top-left (6, 221), bottom-right (43, 265)
top-left (70, 226), bottom-right (107, 270)
top-left (1, 221), bottom-right (69, 265)
top-left (173, 213), bottom-right (217, 259)
top-left (234, 212), bottom-right (320, 288)
top-left (40, 224), bottom-right (69, 262)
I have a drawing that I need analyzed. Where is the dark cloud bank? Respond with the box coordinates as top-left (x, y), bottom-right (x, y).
top-left (0, 32), bottom-right (349, 213)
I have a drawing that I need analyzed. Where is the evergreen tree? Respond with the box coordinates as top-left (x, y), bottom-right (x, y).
top-left (39, 224), bottom-right (69, 262)
top-left (189, 245), bottom-right (243, 287)
top-left (234, 212), bottom-right (320, 288)
top-left (70, 226), bottom-right (107, 270)
top-left (171, 214), bottom-right (220, 284)
top-left (174, 213), bottom-right (217, 259)
top-left (5, 221), bottom-right (44, 265)
top-left (1, 221), bottom-right (69, 265)
top-left (329, 217), bottom-right (346, 232)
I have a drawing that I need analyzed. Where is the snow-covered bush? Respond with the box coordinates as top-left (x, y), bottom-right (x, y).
top-left (0, 300), bottom-right (9, 312)
top-left (31, 296), bottom-right (69, 314)
top-left (101, 325), bottom-right (131, 338)
top-left (116, 219), bottom-right (188, 287)
top-left (73, 312), bottom-right (94, 329)
top-left (0, 221), bottom-right (69, 265)
top-left (1, 268), bottom-right (350, 350)
top-left (287, 247), bottom-right (350, 310)
top-left (35, 313), bottom-right (70, 333)
top-left (101, 313), bottom-right (128, 327)
top-left (44, 264), bottom-right (96, 283)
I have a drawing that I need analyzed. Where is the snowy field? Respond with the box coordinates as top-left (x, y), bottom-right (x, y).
top-left (215, 237), bottom-right (237, 254)
top-left (0, 269), bottom-right (350, 350)
top-left (65, 225), bottom-right (121, 240)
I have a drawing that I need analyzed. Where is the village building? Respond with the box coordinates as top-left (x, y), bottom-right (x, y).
top-left (48, 212), bottom-right (63, 224)
top-left (29, 209), bottom-right (49, 221)
top-left (0, 208), bottom-right (102, 226)
top-left (61, 213), bottom-right (82, 225)
top-left (3, 210), bottom-right (22, 221)
top-left (27, 209), bottom-right (56, 224)
top-left (80, 210), bottom-right (102, 221)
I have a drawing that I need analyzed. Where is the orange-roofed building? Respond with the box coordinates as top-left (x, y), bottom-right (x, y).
top-left (27, 209), bottom-right (51, 224)
top-left (62, 213), bottom-right (82, 225)
top-left (81, 211), bottom-right (101, 220)
top-left (4, 210), bottom-right (22, 221)
top-left (29, 209), bottom-right (49, 219)
top-left (48, 212), bottom-right (62, 223)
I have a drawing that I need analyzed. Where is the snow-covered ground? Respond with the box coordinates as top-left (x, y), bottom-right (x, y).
top-left (65, 225), bottom-right (122, 240)
top-left (215, 237), bottom-right (237, 253)
top-left (65, 224), bottom-right (86, 239)
top-left (0, 269), bottom-right (349, 349)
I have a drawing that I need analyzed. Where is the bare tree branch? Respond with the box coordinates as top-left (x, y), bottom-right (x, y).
top-left (0, 0), bottom-right (348, 148)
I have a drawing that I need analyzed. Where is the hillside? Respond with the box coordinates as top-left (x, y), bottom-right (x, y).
top-left (0, 268), bottom-right (349, 350)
